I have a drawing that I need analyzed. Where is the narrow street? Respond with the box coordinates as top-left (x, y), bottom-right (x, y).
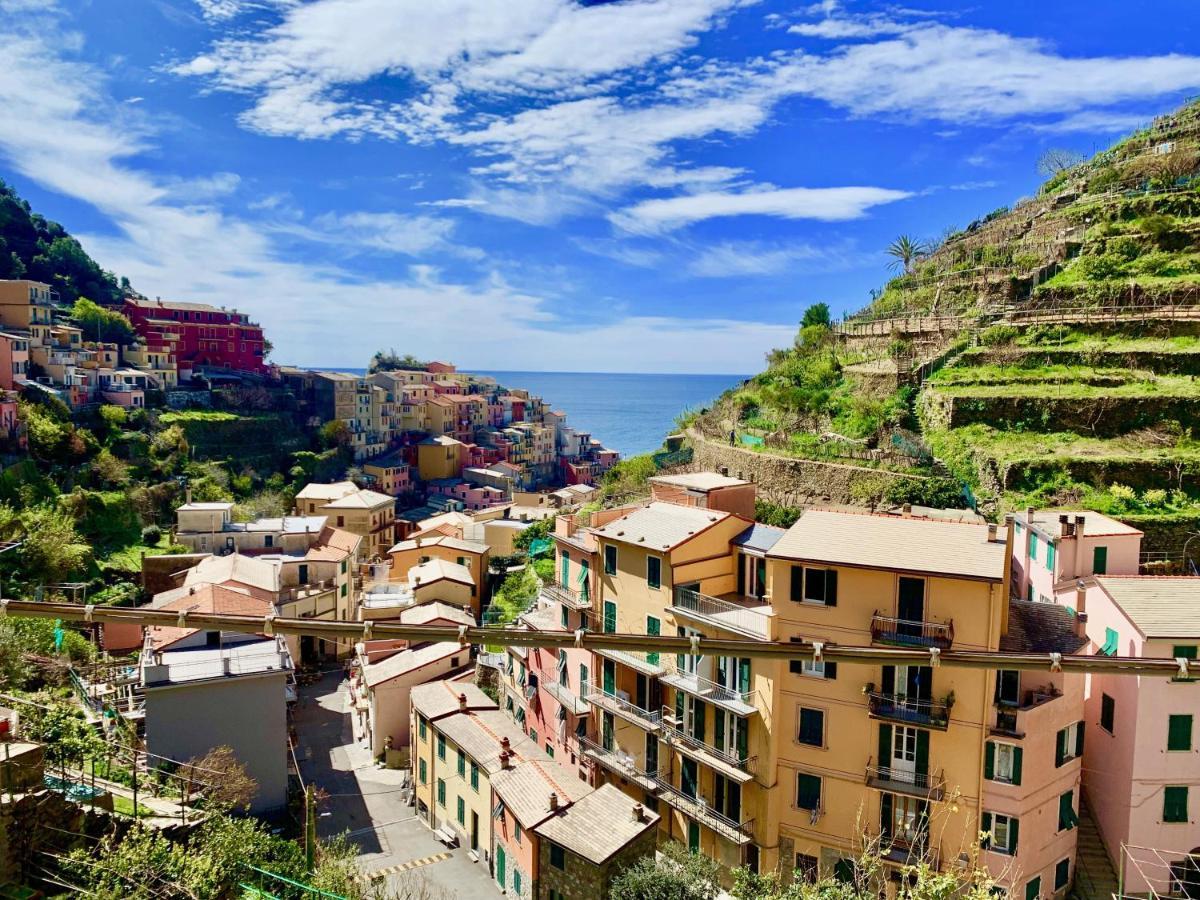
top-left (292, 670), bottom-right (498, 896)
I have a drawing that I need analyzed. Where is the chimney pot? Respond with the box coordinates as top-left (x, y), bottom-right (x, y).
top-left (1075, 611), bottom-right (1089, 640)
top-left (549, 792), bottom-right (558, 811)
top-left (633, 803), bottom-right (644, 823)
top-left (902, 503), bottom-right (912, 518)
top-left (501, 736), bottom-right (510, 749)
top-left (1075, 515), bottom-right (1086, 533)
top-left (987, 523), bottom-right (997, 541)
top-left (458, 692), bottom-right (467, 710)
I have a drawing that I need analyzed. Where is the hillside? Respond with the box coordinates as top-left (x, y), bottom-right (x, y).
top-left (692, 98), bottom-right (1200, 552)
top-left (0, 178), bottom-right (126, 304)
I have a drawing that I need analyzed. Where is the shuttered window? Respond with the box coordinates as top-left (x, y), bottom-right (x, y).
top-left (796, 773), bottom-right (821, 811)
top-left (1164, 786), bottom-right (1189, 823)
top-left (1058, 790), bottom-right (1078, 831)
top-left (798, 708), bottom-right (824, 746)
top-left (1169, 714), bottom-right (1193, 752)
top-left (1101, 694), bottom-right (1116, 733)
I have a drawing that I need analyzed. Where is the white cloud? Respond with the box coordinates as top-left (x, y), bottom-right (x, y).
top-left (418, 198), bottom-right (487, 209)
top-left (307, 211), bottom-right (461, 256)
top-left (686, 240), bottom-right (837, 277)
top-left (612, 185), bottom-right (912, 233)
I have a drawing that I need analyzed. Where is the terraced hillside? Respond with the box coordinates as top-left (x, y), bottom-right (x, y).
top-left (692, 98), bottom-right (1200, 553)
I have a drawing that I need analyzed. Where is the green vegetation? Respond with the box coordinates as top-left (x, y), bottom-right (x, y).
top-left (70, 298), bottom-right (135, 345)
top-left (368, 348), bottom-right (428, 373)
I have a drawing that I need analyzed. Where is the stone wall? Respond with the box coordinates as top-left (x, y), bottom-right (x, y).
top-left (687, 434), bottom-right (930, 508)
top-left (536, 825), bottom-right (658, 899)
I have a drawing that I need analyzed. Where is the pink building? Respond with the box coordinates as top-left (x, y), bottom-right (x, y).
top-left (428, 479), bottom-right (507, 511)
top-left (1064, 576), bottom-right (1200, 892)
top-left (0, 332), bottom-right (29, 390)
top-left (0, 393), bottom-right (23, 449)
top-left (1012, 509), bottom-right (1143, 603)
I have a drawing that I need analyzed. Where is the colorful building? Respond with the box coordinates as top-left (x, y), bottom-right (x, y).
top-left (124, 296), bottom-right (268, 375)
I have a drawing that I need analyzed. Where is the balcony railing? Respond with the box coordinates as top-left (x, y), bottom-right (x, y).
top-left (541, 678), bottom-right (589, 715)
top-left (541, 582), bottom-right (591, 610)
top-left (595, 647), bottom-right (666, 676)
top-left (867, 692), bottom-right (951, 730)
top-left (660, 667), bottom-right (756, 715)
top-left (864, 762), bottom-right (946, 801)
top-left (672, 588), bottom-right (771, 640)
top-left (660, 715), bottom-right (756, 781)
top-left (579, 736), bottom-right (660, 791)
top-left (870, 613), bottom-right (954, 649)
top-left (582, 681), bottom-right (662, 731)
top-left (477, 652), bottom-right (506, 670)
top-left (652, 778), bottom-right (755, 846)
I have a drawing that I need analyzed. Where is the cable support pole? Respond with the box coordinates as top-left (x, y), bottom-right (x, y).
top-left (0, 598), bottom-right (1192, 679)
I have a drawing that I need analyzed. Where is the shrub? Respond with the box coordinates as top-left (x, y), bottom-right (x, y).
top-left (140, 524), bottom-right (162, 546)
top-left (1075, 252), bottom-right (1128, 280)
top-left (979, 325), bottom-right (1020, 346)
top-left (1107, 235), bottom-right (1143, 261)
top-left (1142, 488), bottom-right (1169, 507)
top-left (1109, 483), bottom-right (1137, 504)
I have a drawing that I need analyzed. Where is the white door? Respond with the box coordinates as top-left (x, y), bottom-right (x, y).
top-left (891, 726), bottom-right (918, 779)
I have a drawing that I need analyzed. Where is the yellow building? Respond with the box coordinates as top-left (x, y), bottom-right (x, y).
top-left (417, 434), bottom-right (464, 481)
top-left (319, 487), bottom-right (396, 560)
top-left (0, 280), bottom-right (55, 346)
top-left (387, 534), bottom-right (488, 618)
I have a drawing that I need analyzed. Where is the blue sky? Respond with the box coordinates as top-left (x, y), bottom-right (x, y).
top-left (1, 0), bottom-right (1199, 373)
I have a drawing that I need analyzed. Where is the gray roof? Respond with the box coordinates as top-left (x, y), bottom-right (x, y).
top-left (1096, 577), bottom-right (1200, 638)
top-left (389, 535), bottom-right (488, 555)
top-left (435, 709), bottom-right (542, 775)
top-left (492, 757), bottom-right (593, 828)
top-left (593, 502), bottom-right (732, 552)
top-left (409, 681), bottom-right (496, 720)
top-left (363, 642), bottom-right (467, 688)
top-left (768, 508), bottom-right (1006, 581)
top-left (1000, 600), bottom-right (1088, 654)
top-left (732, 523), bottom-right (787, 554)
top-left (1020, 509), bottom-right (1142, 538)
top-left (534, 783), bottom-right (660, 864)
top-left (649, 472), bottom-right (749, 491)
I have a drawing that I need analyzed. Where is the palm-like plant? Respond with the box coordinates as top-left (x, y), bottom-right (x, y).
top-left (886, 235), bottom-right (926, 274)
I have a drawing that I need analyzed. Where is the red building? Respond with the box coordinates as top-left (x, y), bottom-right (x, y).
top-left (124, 297), bottom-right (268, 376)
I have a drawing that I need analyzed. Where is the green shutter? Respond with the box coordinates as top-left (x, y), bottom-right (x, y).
top-left (1025, 875), bottom-right (1039, 900)
top-left (1059, 791), bottom-right (1076, 831)
top-left (790, 565), bottom-right (803, 603)
top-left (825, 569), bottom-right (838, 607)
top-left (824, 660), bottom-right (838, 680)
top-left (646, 617), bottom-right (660, 666)
top-left (675, 690), bottom-right (684, 726)
top-left (714, 711), bottom-right (725, 750)
top-left (984, 741), bottom-right (995, 780)
top-left (1169, 714), bottom-right (1193, 751)
top-left (878, 724), bottom-right (892, 770)
top-left (1010, 817), bottom-right (1019, 854)
top-left (880, 792), bottom-right (893, 838)
top-left (1046, 542), bottom-right (1056, 571)
top-left (1076, 721), bottom-right (1086, 757)
top-left (1093, 546), bottom-right (1108, 575)
top-left (603, 601), bottom-right (616, 633)
top-left (915, 729), bottom-right (929, 777)
top-left (1012, 746), bottom-right (1023, 786)
top-left (1055, 728), bottom-right (1066, 767)
top-left (740, 657), bottom-right (752, 688)
top-left (693, 699), bottom-right (706, 741)
top-left (980, 812), bottom-right (992, 848)
top-left (1165, 786), bottom-right (1189, 822)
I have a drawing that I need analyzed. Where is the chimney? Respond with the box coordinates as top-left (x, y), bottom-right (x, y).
top-left (548, 792), bottom-right (558, 811)
top-left (499, 750), bottom-right (511, 769)
top-left (458, 692), bottom-right (467, 711)
top-left (987, 523), bottom-right (997, 542)
top-left (1075, 579), bottom-right (1088, 618)
top-left (1075, 611), bottom-right (1089, 641)
top-left (1026, 506), bottom-right (1035, 526)
top-left (1074, 514), bottom-right (1086, 535)
top-left (718, 466), bottom-right (728, 477)
top-left (501, 736), bottom-right (511, 751)
top-left (902, 503), bottom-right (912, 518)
top-left (1059, 513), bottom-right (1070, 537)
top-left (632, 803), bottom-right (645, 823)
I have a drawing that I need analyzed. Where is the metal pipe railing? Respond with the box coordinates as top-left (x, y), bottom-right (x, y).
top-left (0, 600), bottom-right (1194, 678)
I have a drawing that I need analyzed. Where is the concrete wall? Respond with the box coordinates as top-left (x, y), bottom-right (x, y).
top-left (144, 671), bottom-right (288, 814)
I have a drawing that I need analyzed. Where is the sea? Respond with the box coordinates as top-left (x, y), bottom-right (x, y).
top-left (335, 369), bottom-right (746, 458)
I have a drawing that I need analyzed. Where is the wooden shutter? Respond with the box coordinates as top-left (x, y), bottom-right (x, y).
top-left (1076, 721), bottom-right (1086, 756)
top-left (878, 724), bottom-right (892, 769)
top-left (714, 710), bottom-right (725, 751)
top-left (882, 666), bottom-right (895, 695)
top-left (824, 661), bottom-right (837, 680)
top-left (1012, 747), bottom-right (1023, 786)
top-left (693, 699), bottom-right (706, 741)
top-left (880, 792), bottom-right (893, 838)
top-left (737, 558), bottom-right (746, 597)
top-left (980, 812), bottom-right (992, 849)
top-left (1009, 817), bottom-right (1019, 853)
top-left (1055, 728), bottom-right (1066, 767)
top-left (915, 729), bottom-right (930, 777)
top-left (825, 569), bottom-right (838, 606)
top-left (984, 741), bottom-right (995, 780)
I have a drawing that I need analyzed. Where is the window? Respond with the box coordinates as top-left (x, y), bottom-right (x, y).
top-left (796, 773), bottom-right (821, 811)
top-left (603, 601), bottom-right (617, 634)
top-left (798, 708), bottom-right (824, 747)
top-left (982, 812), bottom-right (1018, 855)
top-left (419, 759), bottom-right (427, 784)
top-left (546, 744), bottom-right (554, 758)
top-left (457, 796), bottom-right (465, 825)
top-left (418, 717), bottom-right (427, 740)
top-left (550, 843), bottom-right (565, 870)
top-left (437, 779), bottom-right (446, 807)
top-left (560, 606), bottom-right (568, 629)
top-left (646, 617), bottom-right (660, 666)
top-left (1056, 722), bottom-right (1084, 766)
top-left (470, 762), bottom-right (479, 791)
top-left (995, 669), bottom-right (1020, 706)
top-left (795, 854), bottom-right (818, 883)
top-left (986, 741), bottom-right (1022, 785)
top-left (1169, 714), bottom-right (1193, 751)
top-left (457, 749), bottom-right (466, 777)
top-left (1101, 693), bottom-right (1115, 733)
top-left (647, 556), bottom-right (661, 589)
top-left (792, 566), bottom-right (837, 606)
top-left (1045, 541), bottom-right (1056, 571)
top-left (437, 735), bottom-right (446, 760)
top-left (1093, 545), bottom-right (1108, 575)
top-left (1100, 627), bottom-right (1119, 656)
top-left (1030, 534), bottom-right (1038, 562)
top-left (530, 729), bottom-right (538, 745)
top-left (514, 823), bottom-right (522, 844)
top-left (1057, 790), bottom-right (1079, 831)
top-left (604, 544), bottom-right (617, 575)
top-left (1055, 858), bottom-right (1070, 891)
top-left (1165, 786), bottom-right (1189, 823)
top-left (1173, 645), bottom-right (1197, 682)
top-left (1025, 876), bottom-right (1040, 900)
top-left (792, 655), bottom-right (836, 679)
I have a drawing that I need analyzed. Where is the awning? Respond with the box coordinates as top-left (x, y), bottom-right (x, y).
top-left (1099, 627), bottom-right (1119, 656)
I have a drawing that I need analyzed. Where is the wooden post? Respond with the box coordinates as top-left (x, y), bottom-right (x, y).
top-left (305, 784), bottom-right (317, 872)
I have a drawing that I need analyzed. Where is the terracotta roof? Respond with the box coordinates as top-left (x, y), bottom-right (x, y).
top-left (492, 757), bottom-right (593, 828)
top-left (409, 558), bottom-right (475, 587)
top-left (1095, 577), bottom-right (1200, 638)
top-left (649, 472), bottom-right (749, 491)
top-left (317, 525), bottom-right (362, 554)
top-left (145, 584), bottom-right (273, 650)
top-left (184, 553), bottom-right (281, 593)
top-left (362, 642), bottom-right (467, 688)
top-left (398, 603), bottom-right (474, 627)
top-left (390, 535), bottom-right (487, 555)
top-left (768, 508), bottom-right (1007, 581)
top-left (534, 783), bottom-right (659, 864)
top-left (295, 481), bottom-right (358, 501)
top-left (593, 502), bottom-right (734, 552)
top-left (1000, 600), bottom-right (1088, 654)
top-left (322, 489), bottom-right (394, 510)
top-left (435, 709), bottom-right (542, 775)
top-left (409, 680), bottom-right (496, 720)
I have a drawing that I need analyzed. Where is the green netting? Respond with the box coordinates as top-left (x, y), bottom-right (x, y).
top-left (527, 538), bottom-right (552, 557)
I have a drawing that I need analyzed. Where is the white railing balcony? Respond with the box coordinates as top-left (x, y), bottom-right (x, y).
top-left (652, 778), bottom-right (755, 846)
top-left (541, 679), bottom-right (589, 715)
top-left (582, 681), bottom-right (661, 731)
top-left (672, 587), bottom-right (771, 640)
top-left (579, 736), bottom-right (660, 791)
top-left (541, 582), bottom-right (591, 610)
top-left (661, 667), bottom-right (755, 715)
top-left (477, 652), bottom-right (506, 670)
top-left (660, 713), bottom-right (756, 782)
top-left (864, 760), bottom-right (946, 801)
top-left (595, 647), bottom-right (666, 676)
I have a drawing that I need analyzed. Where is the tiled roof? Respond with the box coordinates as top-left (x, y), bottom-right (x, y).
top-left (1000, 600), bottom-right (1088, 654)
top-left (362, 641), bottom-right (467, 688)
top-left (398, 603), bottom-right (474, 627)
top-left (492, 758), bottom-right (593, 829)
top-left (295, 481), bottom-right (358, 501)
top-left (592, 502), bottom-right (733, 552)
top-left (731, 523), bottom-right (786, 554)
top-left (322, 489), bottom-right (394, 509)
top-left (184, 553), bottom-right (281, 593)
top-left (534, 783), bottom-right (659, 865)
top-left (1020, 509), bottom-right (1142, 538)
top-left (768, 508), bottom-right (1006, 581)
top-left (145, 584), bottom-right (273, 650)
top-left (1096, 577), bottom-right (1200, 638)
top-left (389, 535), bottom-right (488, 555)
top-left (649, 472), bottom-right (749, 491)
top-left (434, 709), bottom-right (540, 774)
top-left (410, 680), bottom-right (496, 720)
top-left (409, 558), bottom-right (475, 587)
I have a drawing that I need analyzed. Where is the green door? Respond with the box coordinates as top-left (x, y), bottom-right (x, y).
top-left (1093, 546), bottom-right (1108, 575)
top-left (496, 845), bottom-right (506, 889)
top-left (603, 659), bottom-right (615, 694)
top-left (646, 616), bottom-right (660, 665)
top-left (687, 820), bottom-right (700, 852)
top-left (560, 554), bottom-right (570, 587)
top-left (603, 600), bottom-right (617, 633)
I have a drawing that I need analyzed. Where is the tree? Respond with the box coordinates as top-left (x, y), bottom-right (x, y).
top-left (70, 297), bottom-right (136, 344)
top-left (181, 745), bottom-right (257, 813)
top-left (610, 842), bottom-right (721, 900)
top-left (1037, 148), bottom-right (1085, 178)
top-left (320, 419), bottom-right (352, 450)
top-left (18, 504), bottom-right (92, 585)
top-left (368, 348), bottom-right (427, 373)
top-left (801, 302), bottom-right (831, 329)
top-left (91, 448), bottom-right (131, 488)
top-left (513, 515), bottom-right (553, 556)
top-left (886, 235), bottom-right (926, 274)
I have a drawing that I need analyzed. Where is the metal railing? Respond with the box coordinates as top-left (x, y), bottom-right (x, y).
top-left (661, 667), bottom-right (755, 712)
top-left (661, 714), bottom-right (755, 776)
top-left (652, 778), bottom-right (755, 845)
top-left (867, 692), bottom-right (951, 730)
top-left (578, 736), bottom-right (660, 789)
top-left (672, 588), bottom-right (771, 640)
top-left (476, 652), bottom-right (506, 670)
top-left (864, 761), bottom-right (946, 801)
top-left (582, 681), bottom-right (662, 730)
top-left (870, 613), bottom-right (954, 649)
top-left (594, 647), bottom-right (665, 675)
top-left (541, 582), bottom-right (591, 610)
top-left (541, 678), bottom-right (589, 715)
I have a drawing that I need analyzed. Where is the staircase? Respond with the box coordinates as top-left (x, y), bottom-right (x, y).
top-left (1071, 796), bottom-right (1120, 900)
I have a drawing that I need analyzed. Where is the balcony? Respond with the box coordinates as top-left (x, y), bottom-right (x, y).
top-left (541, 582), bottom-right (592, 611)
top-left (541, 678), bottom-right (589, 715)
top-left (582, 682), bottom-right (662, 732)
top-left (671, 587), bottom-right (771, 640)
top-left (867, 693), bottom-right (951, 731)
top-left (595, 647), bottom-right (666, 677)
top-left (870, 613), bottom-right (954, 650)
top-left (660, 667), bottom-right (756, 716)
top-left (652, 778), bottom-right (755, 846)
top-left (476, 652), bottom-right (506, 670)
top-left (660, 716), bottom-right (755, 784)
top-left (579, 736), bottom-right (660, 792)
top-left (864, 762), bottom-right (946, 801)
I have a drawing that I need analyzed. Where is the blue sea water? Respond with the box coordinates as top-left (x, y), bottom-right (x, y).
top-left (333, 368), bottom-right (745, 458)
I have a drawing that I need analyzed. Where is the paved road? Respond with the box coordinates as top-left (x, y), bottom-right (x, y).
top-left (292, 671), bottom-right (498, 897)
